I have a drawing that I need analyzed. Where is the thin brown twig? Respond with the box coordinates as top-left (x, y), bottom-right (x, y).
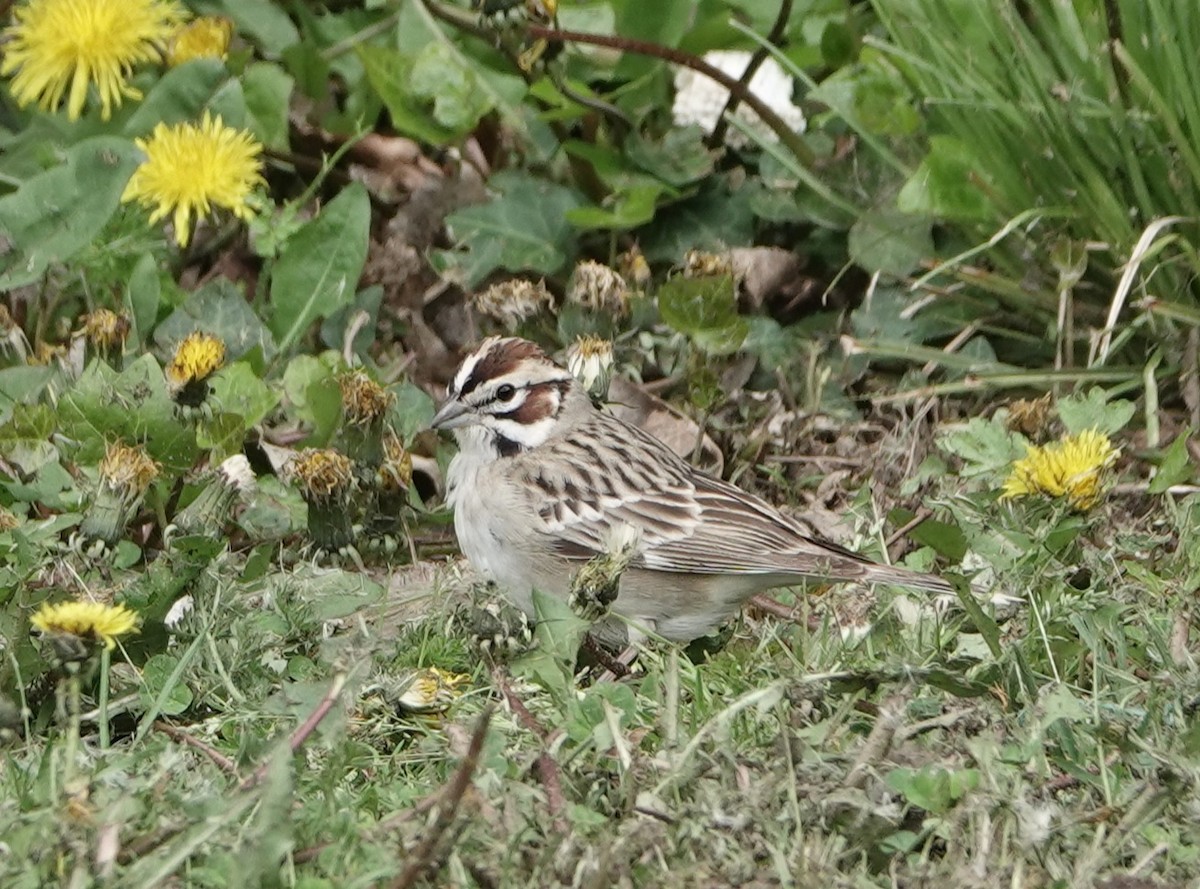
top-left (386, 707), bottom-right (495, 889)
top-left (885, 508), bottom-right (932, 548)
top-left (239, 672), bottom-right (347, 792)
top-left (524, 24), bottom-right (814, 167)
top-left (491, 667), bottom-right (568, 829)
top-left (708, 0), bottom-right (794, 149)
top-left (153, 721), bottom-right (238, 775)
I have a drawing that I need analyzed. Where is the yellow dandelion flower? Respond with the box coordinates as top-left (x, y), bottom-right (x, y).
top-left (1, 0), bottom-right (187, 121)
top-left (31, 600), bottom-right (139, 651)
top-left (1001, 428), bottom-right (1119, 511)
top-left (166, 331), bottom-right (225, 388)
top-left (121, 112), bottom-right (264, 247)
top-left (167, 16), bottom-right (232, 67)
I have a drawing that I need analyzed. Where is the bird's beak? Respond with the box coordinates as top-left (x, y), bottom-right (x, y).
top-left (430, 398), bottom-right (472, 431)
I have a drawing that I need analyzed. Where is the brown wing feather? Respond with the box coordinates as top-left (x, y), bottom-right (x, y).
top-left (514, 410), bottom-right (950, 592)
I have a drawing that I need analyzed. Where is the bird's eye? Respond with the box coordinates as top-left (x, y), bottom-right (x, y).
top-left (495, 384), bottom-right (517, 402)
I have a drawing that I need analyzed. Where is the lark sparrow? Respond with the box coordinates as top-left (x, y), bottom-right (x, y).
top-left (432, 336), bottom-right (952, 645)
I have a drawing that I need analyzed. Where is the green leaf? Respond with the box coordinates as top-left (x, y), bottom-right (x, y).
top-left (268, 183), bottom-right (370, 352)
top-left (243, 62), bottom-right (294, 150)
top-left (897, 136), bottom-right (995, 221)
top-left (888, 508), bottom-right (968, 561)
top-left (1056, 388), bottom-right (1135, 436)
top-left (155, 278), bottom-right (275, 361)
top-left (0, 136), bottom-right (140, 285)
top-left (58, 355), bottom-right (198, 472)
top-left (123, 60), bottom-right (240, 136)
top-left (848, 207), bottom-right (934, 278)
top-left (625, 129), bottom-right (715, 187)
top-left (208, 0), bottom-right (299, 54)
top-left (637, 180), bottom-right (756, 263)
top-left (434, 171), bottom-right (585, 288)
top-left (567, 184), bottom-right (666, 231)
top-left (282, 354), bottom-right (341, 445)
top-left (357, 44), bottom-right (458, 146)
top-left (658, 275), bottom-right (748, 355)
top-left (612, 0), bottom-right (691, 77)
top-left (886, 766), bottom-right (979, 814)
top-left (139, 654), bottom-right (195, 716)
top-left (1149, 427), bottom-right (1195, 493)
top-left (408, 42), bottom-right (495, 133)
top-left (938, 418), bottom-right (1027, 478)
top-left (124, 253), bottom-right (161, 346)
top-left (214, 361), bottom-right (281, 425)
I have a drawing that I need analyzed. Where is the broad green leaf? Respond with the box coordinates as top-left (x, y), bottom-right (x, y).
top-left (612, 0), bottom-right (691, 77)
top-left (1056, 388), bottom-right (1135, 436)
top-left (657, 275), bottom-right (748, 355)
top-left (124, 253), bottom-right (161, 346)
top-left (207, 0), bottom-right (300, 54)
top-left (1149, 427), bottom-right (1195, 493)
top-left (638, 181), bottom-right (756, 263)
top-left (139, 654), bottom-right (194, 716)
top-left (898, 136), bottom-right (995, 221)
top-left (0, 136), bottom-right (140, 284)
top-left (58, 355), bottom-right (198, 472)
top-left (567, 184), bottom-right (666, 231)
top-left (848, 207), bottom-right (933, 278)
top-left (625, 129), bottom-right (715, 187)
top-left (268, 183), bottom-right (370, 352)
top-left (408, 42), bottom-right (494, 133)
top-left (243, 62), bottom-right (294, 150)
top-left (434, 171), bottom-right (585, 288)
top-left (155, 278), bottom-right (275, 361)
top-left (888, 508), bottom-right (968, 561)
top-left (938, 417), bottom-right (1027, 478)
top-left (123, 60), bottom-right (241, 136)
top-left (357, 44), bottom-right (458, 146)
top-left (206, 361), bottom-right (281, 442)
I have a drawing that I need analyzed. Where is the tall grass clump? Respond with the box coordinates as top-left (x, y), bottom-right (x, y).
top-left (871, 0), bottom-right (1200, 372)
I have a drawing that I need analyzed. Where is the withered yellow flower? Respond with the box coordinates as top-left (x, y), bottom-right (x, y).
top-left (1002, 429), bottom-right (1119, 511)
top-left (395, 667), bottom-right (469, 714)
top-left (473, 279), bottom-right (554, 329)
top-left (683, 249), bottom-right (733, 278)
top-left (31, 600), bottom-right (139, 651)
top-left (290, 449), bottom-right (355, 502)
top-left (79, 308), bottom-right (130, 351)
top-left (377, 431), bottom-right (413, 493)
top-left (566, 260), bottom-right (629, 317)
top-left (565, 335), bottom-right (614, 402)
top-left (122, 111), bottom-right (264, 247)
top-left (99, 441), bottom-right (159, 495)
top-left (166, 331), bottom-right (225, 389)
top-left (339, 371), bottom-right (395, 427)
top-left (167, 16), bottom-right (233, 67)
top-left (1, 0), bottom-right (186, 120)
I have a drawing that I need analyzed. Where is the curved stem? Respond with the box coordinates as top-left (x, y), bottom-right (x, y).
top-left (708, 0), bottom-right (794, 149)
top-left (525, 23), bottom-right (814, 168)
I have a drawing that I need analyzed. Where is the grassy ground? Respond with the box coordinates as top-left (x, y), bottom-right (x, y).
top-left (4, 393), bottom-right (1197, 889)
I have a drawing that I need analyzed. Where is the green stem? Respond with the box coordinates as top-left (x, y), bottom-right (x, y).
top-left (99, 648), bottom-right (111, 750)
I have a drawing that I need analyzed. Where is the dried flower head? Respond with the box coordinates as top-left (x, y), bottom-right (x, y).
top-left (122, 111), bottom-right (264, 247)
top-left (378, 431), bottom-right (414, 493)
top-left (29, 341), bottom-right (66, 365)
top-left (619, 245), bottom-right (651, 290)
top-left (0, 507), bottom-right (19, 532)
top-left (683, 249), bottom-right (733, 278)
top-left (339, 371), bottom-right (395, 427)
top-left (472, 279), bottom-right (554, 329)
top-left (290, 448), bottom-right (355, 503)
top-left (166, 331), bottom-right (225, 403)
top-left (567, 260), bottom-right (629, 317)
top-left (99, 442), bottom-right (159, 495)
top-left (167, 16), bottom-right (232, 67)
top-left (1002, 429), bottom-right (1119, 511)
top-left (79, 308), bottom-right (130, 351)
top-left (1, 0), bottom-right (187, 120)
top-left (565, 335), bottom-right (614, 402)
top-left (1005, 394), bottom-right (1055, 440)
top-left (395, 667), bottom-right (469, 714)
top-left (31, 600), bottom-right (139, 652)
